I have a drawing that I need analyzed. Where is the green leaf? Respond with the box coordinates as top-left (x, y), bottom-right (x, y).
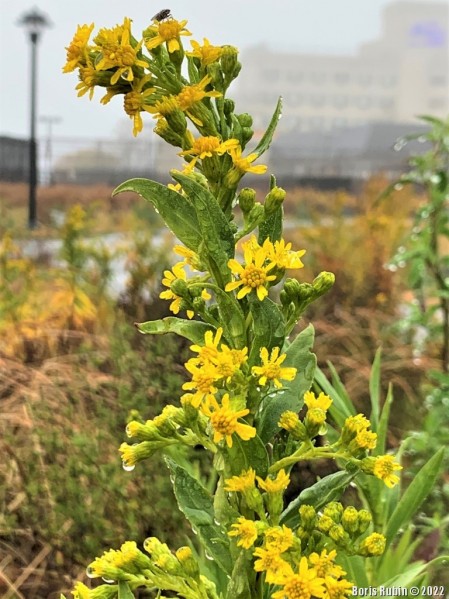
top-left (213, 287), bottom-right (247, 349)
top-left (280, 471), bottom-right (354, 527)
top-left (384, 447), bottom-right (444, 544)
top-left (172, 172), bottom-right (235, 286)
top-left (374, 383), bottom-right (393, 457)
top-left (247, 296), bottom-right (285, 367)
top-left (257, 325), bottom-right (316, 443)
top-left (314, 364), bottom-right (356, 427)
top-left (338, 555), bottom-right (369, 588)
top-left (253, 97), bottom-right (283, 157)
top-left (118, 581), bottom-right (135, 599)
top-left (113, 179), bottom-right (201, 252)
top-left (369, 348), bottom-right (382, 431)
top-left (165, 457), bottom-right (233, 576)
top-left (136, 317), bottom-right (214, 344)
top-left (258, 206), bottom-right (283, 244)
top-left (226, 550), bottom-right (254, 599)
top-left (227, 433), bottom-right (269, 477)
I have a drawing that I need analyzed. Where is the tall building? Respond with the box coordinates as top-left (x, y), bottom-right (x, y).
top-left (235, 1), bottom-right (449, 135)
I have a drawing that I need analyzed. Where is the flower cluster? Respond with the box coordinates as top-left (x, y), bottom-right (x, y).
top-left (63, 12), bottom-right (405, 599)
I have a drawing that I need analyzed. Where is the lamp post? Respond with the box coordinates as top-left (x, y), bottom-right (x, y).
top-left (18, 7), bottom-right (51, 229)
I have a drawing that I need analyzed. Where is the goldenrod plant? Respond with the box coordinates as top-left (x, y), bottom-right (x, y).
top-left (62, 14), bottom-right (445, 599)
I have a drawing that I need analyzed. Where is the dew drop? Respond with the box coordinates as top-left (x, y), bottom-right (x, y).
top-left (398, 261), bottom-right (406, 268)
top-left (86, 566), bottom-right (95, 579)
top-left (388, 264), bottom-right (398, 272)
top-left (393, 183), bottom-right (404, 191)
top-left (102, 577), bottom-right (115, 584)
top-left (205, 552), bottom-right (214, 561)
top-left (397, 246), bottom-right (406, 254)
top-left (122, 462), bottom-right (135, 472)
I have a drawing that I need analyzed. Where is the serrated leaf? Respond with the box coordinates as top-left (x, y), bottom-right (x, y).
top-left (384, 447), bottom-right (444, 543)
top-left (165, 457), bottom-right (233, 576)
top-left (253, 97), bottom-right (283, 158)
top-left (227, 433), bottom-right (269, 477)
top-left (247, 296), bottom-right (285, 366)
top-left (280, 471), bottom-right (354, 527)
top-left (257, 325), bottom-right (316, 443)
top-left (136, 317), bottom-right (214, 344)
top-left (118, 581), bottom-right (135, 599)
top-left (113, 179), bottom-right (201, 251)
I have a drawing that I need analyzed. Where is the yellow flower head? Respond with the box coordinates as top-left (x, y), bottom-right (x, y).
top-left (228, 517), bottom-right (259, 549)
top-left (180, 134), bottom-right (239, 171)
top-left (201, 393), bottom-right (256, 448)
top-left (257, 469), bottom-right (290, 494)
top-left (229, 146), bottom-right (267, 176)
top-left (373, 455), bottom-right (402, 488)
top-left (252, 346), bottom-right (297, 388)
top-left (263, 238), bottom-right (306, 270)
top-left (94, 18), bottom-right (148, 85)
top-left (323, 576), bottom-right (354, 599)
top-left (214, 344), bottom-right (248, 380)
top-left (272, 557), bottom-right (326, 599)
top-left (190, 327), bottom-right (224, 365)
top-left (187, 38), bottom-right (223, 66)
top-left (253, 546), bottom-right (292, 585)
top-left (123, 77), bottom-right (156, 136)
top-left (159, 262), bottom-right (193, 318)
top-left (226, 240), bottom-right (277, 301)
top-left (177, 76), bottom-right (222, 111)
top-left (308, 549), bottom-right (345, 579)
top-left (174, 244), bottom-right (202, 270)
top-left (72, 582), bottom-right (91, 599)
top-left (63, 23), bottom-right (94, 73)
top-left (355, 429), bottom-right (378, 450)
top-left (278, 410), bottom-right (300, 432)
top-left (182, 360), bottom-right (220, 408)
top-left (264, 525), bottom-right (294, 553)
top-left (144, 18), bottom-right (192, 53)
top-left (304, 390), bottom-right (332, 412)
top-left (75, 61), bottom-right (99, 100)
top-left (224, 468), bottom-right (256, 493)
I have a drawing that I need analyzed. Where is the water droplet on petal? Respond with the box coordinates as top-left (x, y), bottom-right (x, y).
top-left (122, 462), bottom-right (135, 472)
top-left (102, 577), bottom-right (115, 584)
top-left (86, 566), bottom-right (96, 579)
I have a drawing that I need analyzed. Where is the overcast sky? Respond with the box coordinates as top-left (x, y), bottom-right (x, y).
top-left (0, 0), bottom-right (446, 140)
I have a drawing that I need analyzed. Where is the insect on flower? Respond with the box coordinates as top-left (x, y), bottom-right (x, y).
top-left (152, 8), bottom-right (172, 22)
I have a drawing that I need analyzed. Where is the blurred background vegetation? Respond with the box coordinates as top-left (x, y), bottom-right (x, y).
top-left (0, 168), bottom-right (448, 597)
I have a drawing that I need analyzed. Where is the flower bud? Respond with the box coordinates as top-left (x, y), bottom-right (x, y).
top-left (341, 506), bottom-right (359, 534)
top-left (154, 118), bottom-right (184, 147)
top-left (358, 510), bottom-right (372, 534)
top-left (278, 410), bottom-right (307, 441)
top-left (312, 271), bottom-right (335, 297)
top-left (329, 524), bottom-right (349, 545)
top-left (359, 532), bottom-right (386, 556)
top-left (264, 186), bottom-right (286, 215)
top-left (224, 98), bottom-right (235, 116)
top-left (323, 502), bottom-right (344, 522)
top-left (221, 45), bottom-right (239, 77)
top-left (170, 278), bottom-right (189, 298)
top-left (298, 505), bottom-right (317, 530)
top-left (176, 546), bottom-right (200, 578)
top-left (238, 187), bottom-right (256, 213)
top-left (166, 109), bottom-right (187, 135)
top-left (206, 62), bottom-right (224, 90)
top-left (237, 113), bottom-right (253, 128)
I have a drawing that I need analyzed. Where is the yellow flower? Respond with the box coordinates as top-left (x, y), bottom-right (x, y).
top-left (75, 61), bottom-right (99, 100)
top-left (159, 262), bottom-right (193, 318)
top-left (228, 146), bottom-right (267, 175)
top-left (228, 517), bottom-right (259, 549)
top-left (272, 557), bottom-right (326, 599)
top-left (355, 429), bottom-right (377, 450)
top-left (123, 76), bottom-right (156, 136)
top-left (190, 327), bottom-right (224, 365)
top-left (201, 393), bottom-right (256, 448)
top-left (63, 23), bottom-right (94, 72)
top-left (182, 360), bottom-right (220, 408)
top-left (214, 345), bottom-right (248, 380)
top-left (72, 582), bottom-right (91, 599)
top-left (308, 550), bottom-right (345, 579)
top-left (226, 243), bottom-right (277, 301)
top-left (144, 18), bottom-right (192, 53)
top-left (253, 546), bottom-right (291, 585)
top-left (146, 95), bottom-right (181, 120)
top-left (264, 525), bottom-right (294, 553)
top-left (187, 38), bottom-right (223, 66)
top-left (177, 76), bottom-right (221, 111)
top-left (179, 134), bottom-right (239, 171)
top-left (94, 18), bottom-right (148, 85)
top-left (257, 469), bottom-right (290, 494)
top-left (263, 238), bottom-right (306, 270)
top-left (174, 245), bottom-right (203, 270)
top-left (373, 455), bottom-right (402, 488)
top-left (224, 468), bottom-right (256, 492)
top-left (323, 576), bottom-right (354, 599)
top-left (278, 411), bottom-right (300, 432)
top-left (304, 391), bottom-right (332, 412)
top-left (252, 347), bottom-right (297, 388)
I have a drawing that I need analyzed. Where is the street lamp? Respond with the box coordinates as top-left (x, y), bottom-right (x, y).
top-left (17, 7), bottom-right (52, 229)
